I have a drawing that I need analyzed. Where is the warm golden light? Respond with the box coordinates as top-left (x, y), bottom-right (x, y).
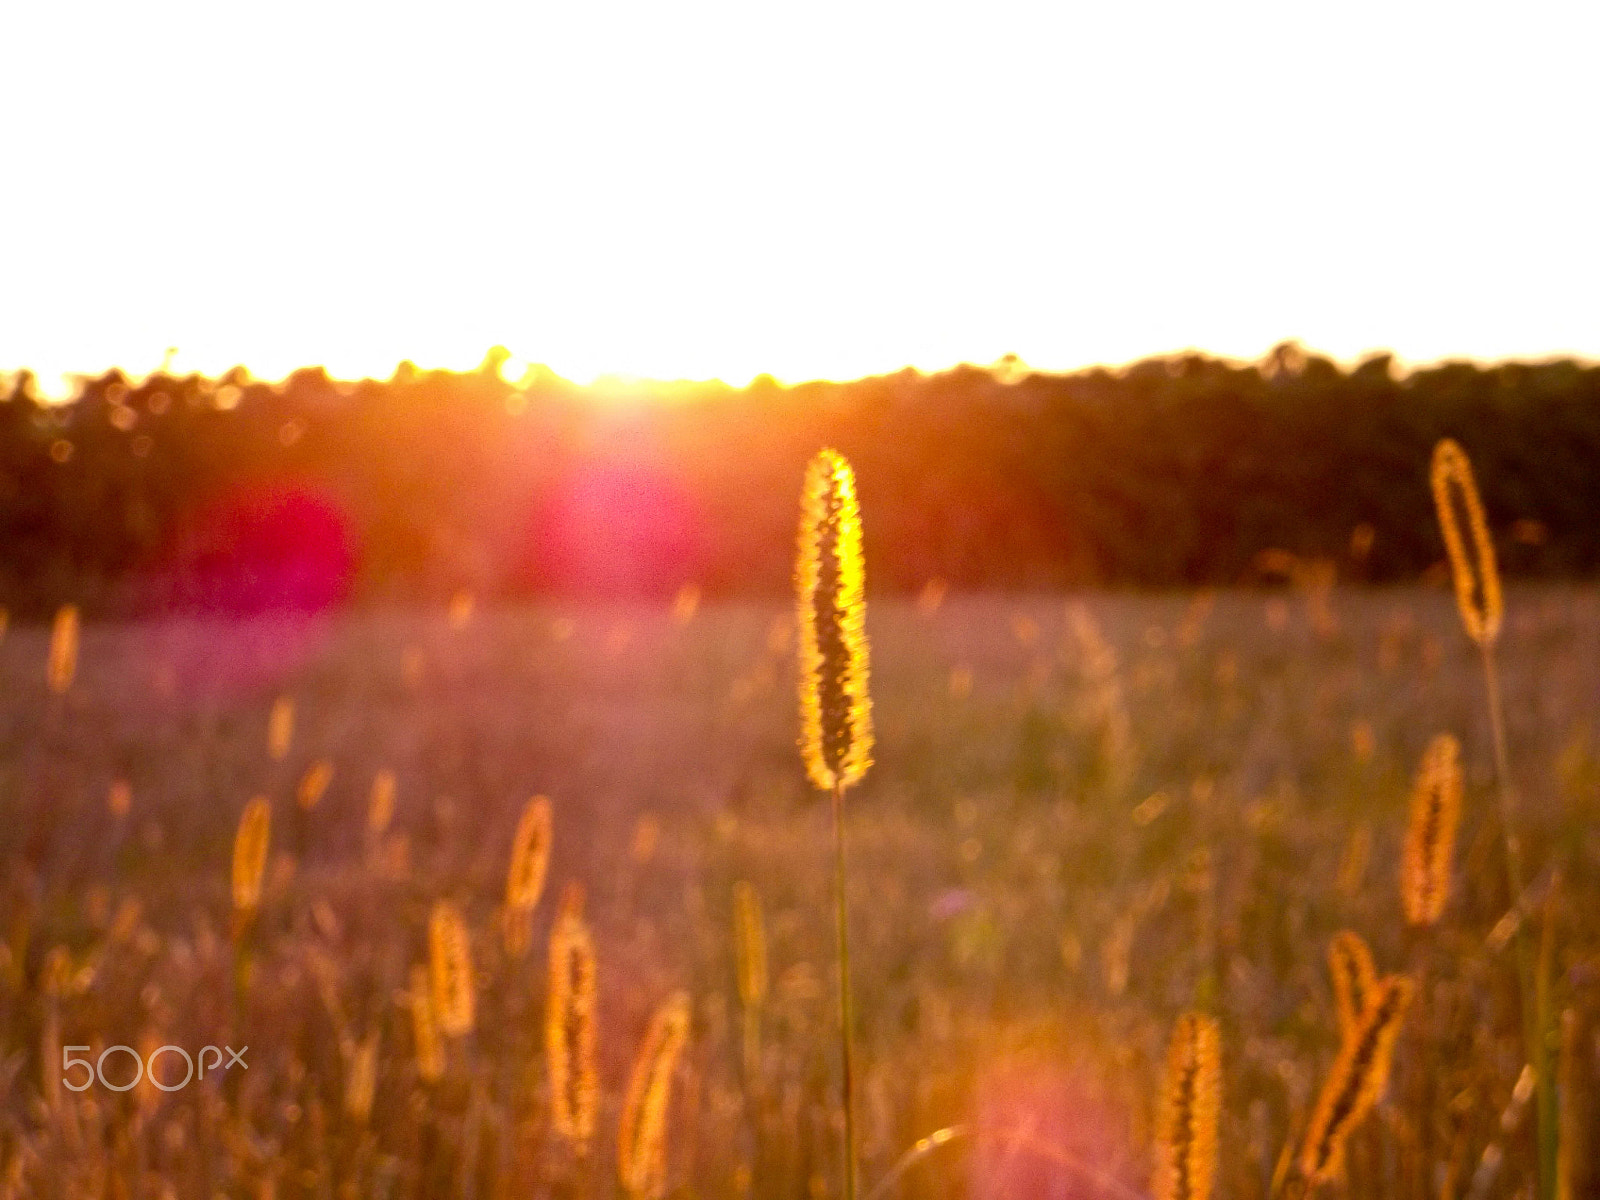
top-left (3, 4), bottom-right (1596, 395)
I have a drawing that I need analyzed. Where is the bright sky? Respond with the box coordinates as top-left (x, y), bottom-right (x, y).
top-left (3, 1), bottom-right (1597, 395)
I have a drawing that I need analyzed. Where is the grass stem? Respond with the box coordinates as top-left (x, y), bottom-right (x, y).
top-left (1480, 641), bottom-right (1556, 1200)
top-left (831, 779), bottom-right (859, 1200)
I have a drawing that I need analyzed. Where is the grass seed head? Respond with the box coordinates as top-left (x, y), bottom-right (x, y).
top-left (47, 604), bottom-right (78, 694)
top-left (1326, 930), bottom-right (1378, 1043)
top-left (367, 769), bottom-right (396, 836)
top-left (268, 695), bottom-right (295, 761)
top-left (231, 797), bottom-right (272, 914)
top-left (795, 448), bottom-right (873, 792)
top-left (297, 759), bottom-right (334, 811)
top-left (428, 900), bottom-right (475, 1037)
top-left (1400, 733), bottom-right (1463, 926)
top-left (506, 795), bottom-right (553, 912)
top-left (344, 1032), bottom-right (379, 1124)
top-left (618, 990), bottom-right (692, 1199)
top-left (1154, 1012), bottom-right (1221, 1200)
top-left (1300, 974), bottom-right (1414, 1185)
top-left (409, 964), bottom-right (445, 1083)
top-left (547, 883), bottom-right (600, 1150)
top-left (1430, 439), bottom-right (1502, 646)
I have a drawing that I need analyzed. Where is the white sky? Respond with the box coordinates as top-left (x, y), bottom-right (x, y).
top-left (2, 1), bottom-right (1597, 394)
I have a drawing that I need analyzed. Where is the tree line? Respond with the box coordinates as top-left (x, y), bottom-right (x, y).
top-left (2, 344), bottom-right (1595, 614)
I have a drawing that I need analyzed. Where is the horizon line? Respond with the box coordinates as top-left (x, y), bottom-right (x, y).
top-left (6, 340), bottom-right (1600, 402)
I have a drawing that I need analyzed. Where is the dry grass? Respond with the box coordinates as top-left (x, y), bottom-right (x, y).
top-left (0, 586), bottom-right (1597, 1197)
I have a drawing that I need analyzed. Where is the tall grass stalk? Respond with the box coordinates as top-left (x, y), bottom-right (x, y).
top-left (1433, 437), bottom-right (1556, 1199)
top-left (796, 448), bottom-right (874, 1200)
top-left (733, 880), bottom-right (768, 1085)
top-left (1479, 640), bottom-right (1546, 1138)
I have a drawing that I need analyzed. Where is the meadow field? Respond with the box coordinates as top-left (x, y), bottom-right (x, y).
top-left (0, 586), bottom-right (1595, 1199)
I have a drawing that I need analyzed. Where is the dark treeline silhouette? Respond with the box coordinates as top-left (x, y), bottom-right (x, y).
top-left (2, 344), bottom-right (1596, 615)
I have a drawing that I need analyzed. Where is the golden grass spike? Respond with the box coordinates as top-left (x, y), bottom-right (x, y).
top-left (231, 797), bottom-right (272, 913)
top-left (296, 759), bottom-right (334, 811)
top-left (618, 990), bottom-right (692, 1200)
top-left (1400, 733), bottom-right (1464, 926)
top-left (47, 604), bottom-right (78, 694)
top-left (367, 769), bottom-right (396, 836)
top-left (547, 883), bottom-right (599, 1151)
top-left (733, 881), bottom-right (767, 1010)
top-left (795, 448), bottom-right (873, 791)
top-left (1154, 1012), bottom-right (1221, 1200)
top-left (409, 964), bottom-right (445, 1083)
top-left (506, 796), bottom-right (553, 912)
top-left (1327, 930), bottom-right (1378, 1043)
top-left (268, 695), bottom-right (294, 761)
top-left (344, 1031), bottom-right (379, 1124)
top-left (1300, 974), bottom-right (1414, 1185)
top-left (428, 900), bottom-right (475, 1037)
top-left (503, 796), bottom-right (553, 956)
top-left (1430, 438), bottom-right (1502, 646)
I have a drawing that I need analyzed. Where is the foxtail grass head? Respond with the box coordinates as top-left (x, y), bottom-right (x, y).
top-left (343, 1032), bottom-right (379, 1124)
top-left (268, 695), bottom-right (295, 761)
top-left (506, 796), bottom-right (553, 912)
top-left (547, 882), bottom-right (600, 1152)
top-left (796, 448), bottom-right (873, 792)
top-left (1430, 439), bottom-right (1502, 646)
top-left (47, 604), bottom-right (78, 694)
top-left (367, 769), bottom-right (396, 836)
top-left (409, 963), bottom-right (445, 1083)
top-left (503, 796), bottom-right (553, 956)
top-left (618, 990), bottom-right (692, 1199)
top-left (1300, 974), bottom-right (1414, 1185)
top-left (1154, 1012), bottom-right (1221, 1200)
top-left (428, 900), bottom-right (475, 1037)
top-left (231, 797), bottom-right (272, 917)
top-left (297, 759), bottom-right (333, 811)
top-left (1400, 733), bottom-right (1463, 927)
top-left (1326, 930), bottom-right (1377, 1043)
